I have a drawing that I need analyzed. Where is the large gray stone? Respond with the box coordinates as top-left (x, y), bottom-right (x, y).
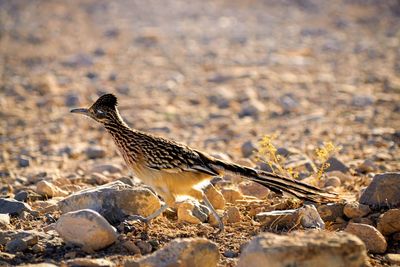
top-left (237, 231), bottom-right (368, 267)
top-left (58, 181), bottom-right (161, 223)
top-left (125, 238), bottom-right (219, 267)
top-left (377, 209), bottom-right (400, 236)
top-left (345, 223), bottom-right (387, 253)
top-left (0, 198), bottom-right (32, 216)
top-left (359, 172), bottom-right (400, 208)
top-left (55, 209), bottom-right (117, 252)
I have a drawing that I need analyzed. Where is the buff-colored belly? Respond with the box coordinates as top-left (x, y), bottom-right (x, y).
top-left (132, 164), bottom-right (212, 206)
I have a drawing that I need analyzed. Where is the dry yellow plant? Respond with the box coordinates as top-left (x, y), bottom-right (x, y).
top-left (256, 134), bottom-right (285, 175)
top-left (256, 135), bottom-right (339, 182)
top-left (314, 141), bottom-right (339, 181)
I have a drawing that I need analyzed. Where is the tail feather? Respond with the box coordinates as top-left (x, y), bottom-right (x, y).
top-left (210, 158), bottom-right (337, 203)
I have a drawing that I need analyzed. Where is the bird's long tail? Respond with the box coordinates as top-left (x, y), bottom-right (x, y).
top-left (210, 158), bottom-right (338, 203)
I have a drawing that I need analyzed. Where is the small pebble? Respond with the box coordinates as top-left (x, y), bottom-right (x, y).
top-left (223, 250), bottom-right (238, 258)
top-left (14, 191), bottom-right (29, 202)
top-left (241, 140), bottom-right (257, 158)
top-left (136, 240), bottom-right (152, 255)
top-left (226, 206), bottom-right (241, 223)
top-left (85, 146), bottom-right (106, 159)
top-left (343, 202), bottom-right (371, 218)
top-left (18, 156), bottom-right (30, 168)
top-left (122, 240), bottom-right (141, 254)
top-left (221, 188), bottom-right (244, 203)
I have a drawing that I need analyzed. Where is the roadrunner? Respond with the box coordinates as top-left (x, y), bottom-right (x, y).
top-left (71, 94), bottom-right (336, 231)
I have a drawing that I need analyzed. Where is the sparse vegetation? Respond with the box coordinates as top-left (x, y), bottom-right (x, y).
top-left (314, 141), bottom-right (340, 181)
top-left (256, 136), bottom-right (339, 182)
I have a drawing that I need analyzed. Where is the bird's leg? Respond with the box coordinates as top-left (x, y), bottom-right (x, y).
top-left (202, 193), bottom-right (224, 233)
top-left (128, 202), bottom-right (169, 223)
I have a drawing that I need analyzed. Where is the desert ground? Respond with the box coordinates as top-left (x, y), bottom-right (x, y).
top-left (0, 0), bottom-right (400, 266)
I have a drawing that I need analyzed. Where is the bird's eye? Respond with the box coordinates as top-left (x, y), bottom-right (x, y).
top-left (96, 110), bottom-right (105, 117)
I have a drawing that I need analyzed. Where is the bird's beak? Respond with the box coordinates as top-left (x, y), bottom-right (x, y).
top-left (70, 108), bottom-right (89, 116)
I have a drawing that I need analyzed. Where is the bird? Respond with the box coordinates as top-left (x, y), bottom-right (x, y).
top-left (71, 93), bottom-right (337, 232)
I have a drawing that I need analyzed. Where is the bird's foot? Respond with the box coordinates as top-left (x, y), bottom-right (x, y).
top-left (215, 219), bottom-right (224, 234)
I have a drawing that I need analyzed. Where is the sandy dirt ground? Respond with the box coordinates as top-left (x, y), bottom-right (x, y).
top-left (1, 0), bottom-right (400, 266)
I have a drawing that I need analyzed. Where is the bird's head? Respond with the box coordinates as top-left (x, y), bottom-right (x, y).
top-left (70, 93), bottom-right (120, 124)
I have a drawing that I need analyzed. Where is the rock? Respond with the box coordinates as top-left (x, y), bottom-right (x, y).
top-left (177, 200), bottom-right (209, 224)
top-left (91, 164), bottom-right (122, 174)
top-left (136, 240), bottom-right (153, 255)
top-left (325, 157), bottom-right (349, 173)
top-left (343, 202), bottom-right (370, 219)
top-left (55, 209), bottom-right (117, 251)
top-left (90, 173), bottom-right (111, 185)
top-left (317, 203), bottom-right (344, 222)
top-left (221, 188), bottom-right (244, 203)
top-left (276, 147), bottom-right (294, 157)
top-left (356, 159), bottom-right (378, 173)
top-left (0, 198), bottom-right (32, 216)
top-left (124, 238), bottom-right (219, 267)
top-left (122, 240), bottom-right (141, 254)
top-left (4, 230), bottom-right (40, 253)
top-left (5, 238), bottom-right (28, 253)
top-left (241, 140), bottom-right (257, 158)
top-left (0, 230), bottom-right (45, 245)
top-left (204, 184), bottom-right (225, 210)
top-left (351, 95), bottom-right (375, 107)
top-left (58, 181), bottom-right (161, 223)
top-left (14, 191), bottom-right (29, 202)
top-left (345, 223), bottom-right (387, 253)
top-left (208, 89), bottom-right (234, 109)
top-left (350, 217), bottom-right (373, 225)
top-left (0, 252), bottom-right (14, 262)
top-left (393, 232), bottom-right (400, 241)
top-left (377, 209), bottom-right (400, 235)
top-left (85, 146), bottom-right (106, 159)
top-left (18, 155), bottom-right (30, 168)
top-left (237, 231), bottom-right (367, 267)
top-left (238, 181), bottom-right (270, 199)
top-left (36, 180), bottom-right (68, 198)
top-left (385, 254), bottom-right (400, 265)
top-left (0, 214), bottom-right (10, 227)
top-left (65, 258), bottom-right (114, 267)
top-left (279, 94), bottom-right (299, 112)
top-left (323, 176), bottom-right (341, 188)
top-left (65, 92), bottom-right (80, 107)
top-left (223, 250), bottom-right (238, 258)
top-left (256, 205), bottom-right (325, 230)
top-left (238, 99), bottom-right (265, 119)
top-left (62, 53), bottom-right (93, 68)
top-left (226, 207), bottom-right (241, 223)
top-left (359, 172), bottom-right (400, 208)
top-left (63, 258), bottom-right (115, 267)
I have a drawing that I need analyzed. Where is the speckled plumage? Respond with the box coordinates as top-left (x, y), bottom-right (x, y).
top-left (72, 94), bottom-right (337, 224)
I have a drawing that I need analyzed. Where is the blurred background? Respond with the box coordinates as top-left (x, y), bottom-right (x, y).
top-left (1, 0), bottom-right (399, 179)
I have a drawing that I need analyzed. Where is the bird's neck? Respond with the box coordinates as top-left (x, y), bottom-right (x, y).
top-left (103, 110), bottom-right (133, 136)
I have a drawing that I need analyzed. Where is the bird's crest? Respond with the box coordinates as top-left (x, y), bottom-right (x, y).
top-left (93, 93), bottom-right (118, 108)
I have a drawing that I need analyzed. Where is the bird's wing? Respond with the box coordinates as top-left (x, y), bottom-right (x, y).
top-left (140, 134), bottom-right (220, 176)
